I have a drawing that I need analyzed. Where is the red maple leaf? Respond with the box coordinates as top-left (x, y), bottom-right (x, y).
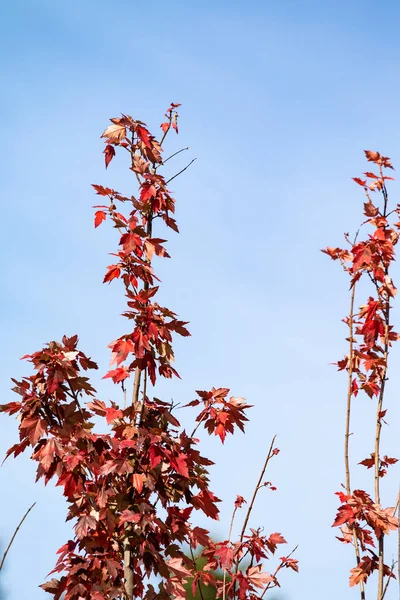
top-left (94, 210), bottom-right (106, 228)
top-left (103, 144), bottom-right (115, 169)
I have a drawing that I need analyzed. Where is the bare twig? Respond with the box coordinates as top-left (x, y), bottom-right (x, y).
top-left (394, 491), bottom-right (400, 597)
top-left (163, 147), bottom-right (189, 164)
top-left (344, 273), bottom-right (365, 600)
top-left (345, 281), bottom-right (356, 495)
top-left (0, 502), bottom-right (36, 571)
top-left (239, 436), bottom-right (277, 544)
top-left (166, 159), bottom-right (197, 185)
top-left (381, 559), bottom-right (396, 600)
top-left (260, 545), bottom-right (298, 598)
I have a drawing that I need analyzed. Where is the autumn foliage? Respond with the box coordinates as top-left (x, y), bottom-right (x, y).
top-left (324, 150), bottom-right (399, 596)
top-left (1, 106), bottom-right (297, 600)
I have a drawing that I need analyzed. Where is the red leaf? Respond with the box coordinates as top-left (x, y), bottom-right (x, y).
top-left (119, 509), bottom-right (141, 526)
top-left (234, 495), bottom-right (246, 508)
top-left (268, 532), bottom-right (286, 546)
top-left (94, 210), bottom-right (106, 228)
top-left (136, 125), bottom-right (151, 148)
top-left (92, 184), bottom-right (115, 196)
top-left (246, 566), bottom-right (273, 588)
top-left (105, 407), bottom-right (123, 424)
top-left (214, 544), bottom-right (234, 569)
top-left (167, 558), bottom-right (192, 578)
top-left (332, 504), bottom-right (354, 527)
top-left (75, 514), bottom-right (97, 539)
top-left (132, 473), bottom-right (145, 494)
top-left (170, 453), bottom-right (189, 478)
top-left (103, 144), bottom-right (115, 169)
top-left (103, 265), bottom-right (121, 284)
top-left (108, 339), bottom-right (135, 366)
top-left (103, 366), bottom-right (130, 383)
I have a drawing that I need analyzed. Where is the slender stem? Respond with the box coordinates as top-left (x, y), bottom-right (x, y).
top-left (345, 282), bottom-right (356, 495)
top-left (163, 147), bottom-right (189, 164)
top-left (223, 506), bottom-right (238, 600)
top-left (166, 159), bottom-right (197, 185)
top-left (344, 279), bottom-right (365, 600)
top-left (239, 436), bottom-right (276, 544)
top-left (375, 180), bottom-right (390, 600)
top-left (189, 545), bottom-right (205, 600)
top-left (260, 545), bottom-right (298, 598)
top-left (0, 503), bottom-right (36, 571)
top-left (381, 560), bottom-right (395, 600)
top-left (397, 493), bottom-right (400, 597)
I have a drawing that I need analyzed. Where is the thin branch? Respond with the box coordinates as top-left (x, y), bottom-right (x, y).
top-left (132, 367), bottom-right (141, 408)
top-left (189, 545), bottom-right (205, 600)
top-left (398, 490), bottom-right (400, 598)
top-left (375, 178), bottom-right (390, 600)
top-left (166, 159), bottom-right (197, 185)
top-left (260, 545), bottom-right (298, 598)
top-left (0, 502), bottom-right (36, 571)
top-left (163, 147), bottom-right (189, 164)
top-left (381, 559), bottom-right (396, 600)
top-left (344, 273), bottom-right (365, 600)
top-left (190, 413), bottom-right (207, 439)
top-left (345, 280), bottom-right (356, 495)
top-left (239, 436), bottom-right (277, 544)
top-left (159, 114), bottom-right (173, 147)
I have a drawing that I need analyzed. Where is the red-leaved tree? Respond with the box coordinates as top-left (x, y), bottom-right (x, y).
top-left (324, 151), bottom-right (399, 599)
top-left (1, 105), bottom-right (298, 600)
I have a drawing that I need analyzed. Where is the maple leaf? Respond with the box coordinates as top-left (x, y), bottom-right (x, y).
top-left (91, 184), bottom-right (115, 196)
top-left (103, 144), bottom-right (115, 169)
top-left (364, 150), bottom-right (381, 164)
top-left (40, 579), bottom-right (61, 593)
top-left (119, 509), bottom-right (141, 526)
top-left (353, 177), bottom-right (366, 187)
top-left (132, 473), bottom-right (145, 493)
top-left (103, 265), bottom-right (121, 284)
top-left (103, 366), bottom-right (130, 383)
top-left (280, 557), bottom-right (299, 572)
top-left (166, 557), bottom-right (192, 578)
top-left (101, 123), bottom-right (127, 143)
top-left (349, 555), bottom-right (377, 586)
top-left (192, 489), bottom-right (221, 520)
top-left (364, 202), bottom-right (379, 217)
top-left (268, 533), bottom-right (286, 548)
top-left (246, 565), bottom-right (273, 588)
top-left (234, 495), bottom-right (246, 508)
top-left (108, 338), bottom-right (134, 366)
top-left (359, 454), bottom-right (375, 469)
top-left (94, 210), bottom-right (106, 228)
top-left (332, 504), bottom-right (354, 527)
top-left (140, 183), bottom-right (157, 202)
top-left (136, 125), bottom-right (151, 148)
top-left (86, 398), bottom-right (107, 416)
top-left (214, 544), bottom-right (234, 569)
top-left (75, 514), bottom-right (97, 539)
top-left (105, 406), bottom-right (123, 424)
top-left (170, 453), bottom-right (189, 478)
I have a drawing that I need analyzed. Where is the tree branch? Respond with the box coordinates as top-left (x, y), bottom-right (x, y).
top-left (166, 159), bottom-right (197, 185)
top-left (0, 502), bottom-right (36, 571)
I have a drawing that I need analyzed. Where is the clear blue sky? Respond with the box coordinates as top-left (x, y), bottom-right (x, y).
top-left (1, 1), bottom-right (399, 598)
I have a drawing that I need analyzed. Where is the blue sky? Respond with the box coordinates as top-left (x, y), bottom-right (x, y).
top-left (1, 0), bottom-right (400, 598)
